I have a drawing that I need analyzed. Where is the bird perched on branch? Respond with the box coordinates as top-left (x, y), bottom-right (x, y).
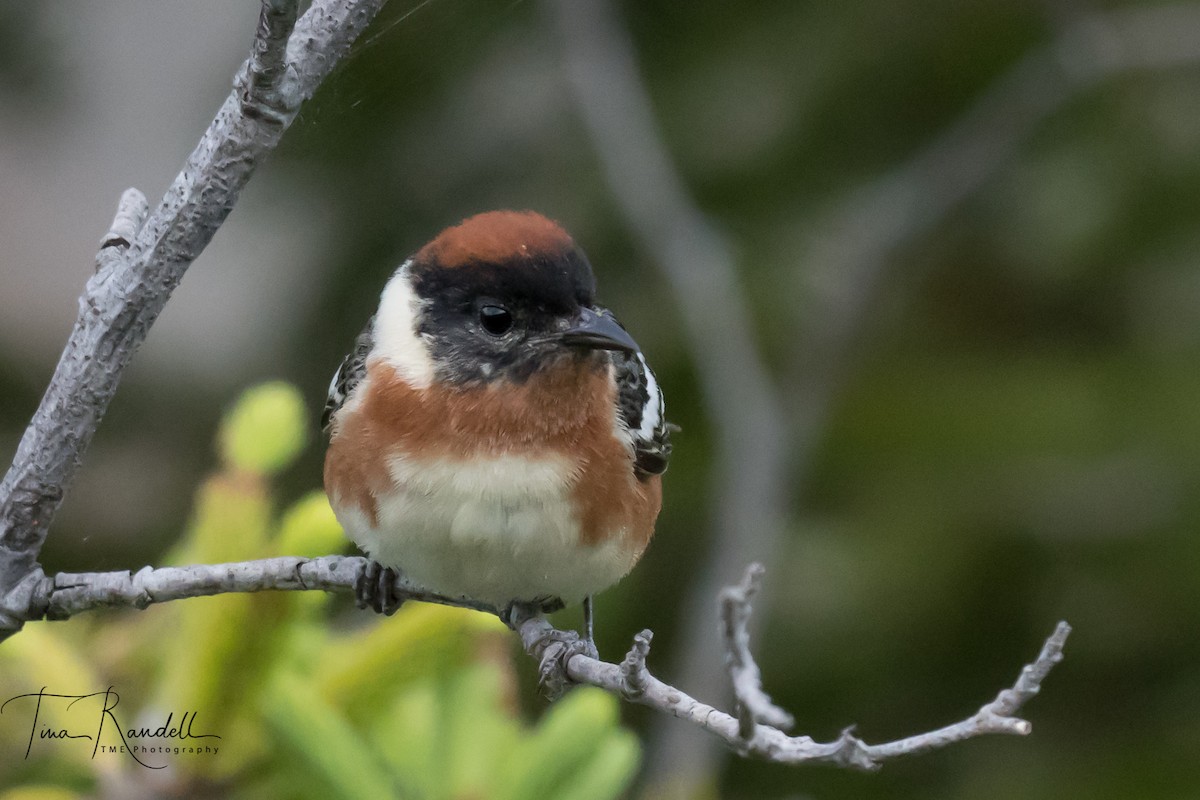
top-left (322, 210), bottom-right (671, 650)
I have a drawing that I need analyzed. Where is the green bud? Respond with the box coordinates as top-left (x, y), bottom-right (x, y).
top-left (277, 491), bottom-right (345, 557)
top-left (220, 382), bottom-right (309, 475)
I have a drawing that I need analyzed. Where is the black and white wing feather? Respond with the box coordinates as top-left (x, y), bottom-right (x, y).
top-left (610, 327), bottom-right (673, 479)
top-left (322, 317), bottom-right (375, 432)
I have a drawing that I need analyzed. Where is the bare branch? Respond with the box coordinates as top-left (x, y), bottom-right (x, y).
top-left (719, 563), bottom-right (794, 739)
top-left (513, 567), bottom-right (1070, 769)
top-left (619, 629), bottom-right (653, 698)
top-left (0, 0), bottom-right (387, 641)
top-left (7, 554), bottom-right (1068, 769)
top-left (18, 556), bottom-right (495, 622)
top-left (237, 0), bottom-right (303, 125)
top-left (864, 622), bottom-right (1071, 762)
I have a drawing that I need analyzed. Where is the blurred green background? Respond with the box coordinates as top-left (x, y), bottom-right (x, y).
top-left (3, 0), bottom-right (1200, 797)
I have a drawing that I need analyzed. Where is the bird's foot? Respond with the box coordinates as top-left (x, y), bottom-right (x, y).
top-left (501, 598), bottom-right (597, 699)
top-left (354, 560), bottom-right (405, 616)
top-left (535, 627), bottom-right (599, 698)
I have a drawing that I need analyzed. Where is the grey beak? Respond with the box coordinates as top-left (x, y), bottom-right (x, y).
top-left (558, 307), bottom-right (640, 353)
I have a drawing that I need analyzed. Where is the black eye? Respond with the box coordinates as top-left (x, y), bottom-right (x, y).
top-left (479, 304), bottom-right (513, 335)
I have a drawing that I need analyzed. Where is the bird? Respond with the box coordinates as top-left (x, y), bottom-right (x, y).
top-left (321, 210), bottom-right (672, 651)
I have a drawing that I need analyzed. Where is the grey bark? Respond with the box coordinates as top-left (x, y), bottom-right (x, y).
top-left (0, 0), bottom-right (387, 640)
top-left (11, 555), bottom-right (1070, 770)
top-left (518, 567), bottom-right (1069, 769)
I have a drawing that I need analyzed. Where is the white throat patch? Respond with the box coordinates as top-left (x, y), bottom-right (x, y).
top-left (373, 260), bottom-right (435, 388)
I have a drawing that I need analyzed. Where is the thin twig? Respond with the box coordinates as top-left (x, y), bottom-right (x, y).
top-left (509, 568), bottom-right (1068, 769)
top-left (619, 629), bottom-right (653, 698)
top-left (11, 557), bottom-right (1068, 769)
top-left (719, 563), bottom-right (794, 739)
top-left (240, 0), bottom-right (302, 120)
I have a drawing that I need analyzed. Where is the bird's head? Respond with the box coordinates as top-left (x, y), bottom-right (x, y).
top-left (373, 210), bottom-right (639, 387)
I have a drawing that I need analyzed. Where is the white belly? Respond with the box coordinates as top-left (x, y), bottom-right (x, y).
top-left (334, 453), bottom-right (634, 607)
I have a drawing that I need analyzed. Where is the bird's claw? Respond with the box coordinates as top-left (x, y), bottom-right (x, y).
top-left (354, 560), bottom-right (405, 616)
top-left (535, 627), bottom-right (599, 699)
top-left (500, 597), bottom-right (595, 698)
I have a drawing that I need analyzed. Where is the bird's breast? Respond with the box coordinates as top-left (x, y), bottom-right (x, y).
top-left (335, 451), bottom-right (638, 605)
top-left (383, 452), bottom-right (579, 546)
top-left (323, 359), bottom-right (661, 604)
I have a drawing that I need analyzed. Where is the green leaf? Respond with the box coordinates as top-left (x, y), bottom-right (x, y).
top-left (178, 474), bottom-right (273, 565)
top-left (276, 491), bottom-right (345, 557)
top-left (261, 671), bottom-right (396, 800)
top-left (0, 626), bottom-right (103, 769)
top-left (371, 660), bottom-right (523, 800)
top-left (219, 381), bottom-right (309, 475)
top-left (494, 687), bottom-right (626, 800)
top-left (0, 787), bottom-right (84, 800)
top-left (371, 679), bottom-right (441, 799)
top-left (550, 729), bottom-right (641, 800)
top-left (154, 475), bottom-right (274, 730)
top-left (315, 604), bottom-right (505, 724)
top-left (149, 466), bottom-right (297, 778)
top-left (440, 663), bottom-right (522, 800)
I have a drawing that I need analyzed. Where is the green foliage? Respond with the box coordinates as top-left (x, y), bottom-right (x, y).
top-left (218, 381), bottom-right (309, 476)
top-left (0, 788), bottom-right (82, 800)
top-left (493, 688), bottom-right (640, 800)
top-left (0, 383), bottom-right (638, 799)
